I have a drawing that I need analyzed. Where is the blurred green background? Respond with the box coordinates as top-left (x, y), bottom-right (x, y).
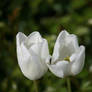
top-left (0, 0), bottom-right (92, 92)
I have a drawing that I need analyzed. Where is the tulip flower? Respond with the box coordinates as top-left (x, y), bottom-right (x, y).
top-left (16, 32), bottom-right (49, 80)
top-left (46, 30), bottom-right (85, 78)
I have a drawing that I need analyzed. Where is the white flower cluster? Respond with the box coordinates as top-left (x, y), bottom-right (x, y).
top-left (16, 30), bottom-right (85, 80)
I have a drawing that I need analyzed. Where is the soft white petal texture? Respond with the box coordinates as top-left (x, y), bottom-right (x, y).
top-left (41, 39), bottom-right (49, 61)
top-left (29, 43), bottom-right (42, 56)
top-left (47, 30), bottom-right (85, 78)
top-left (16, 32), bottom-right (27, 69)
top-left (47, 61), bottom-right (70, 78)
top-left (51, 30), bottom-right (68, 63)
top-left (21, 43), bottom-right (47, 80)
top-left (71, 46), bottom-right (85, 75)
top-left (16, 32), bottom-right (49, 80)
top-left (24, 32), bottom-right (43, 49)
top-left (28, 32), bottom-right (43, 44)
top-left (52, 30), bottom-right (79, 63)
top-left (16, 32), bottom-right (27, 46)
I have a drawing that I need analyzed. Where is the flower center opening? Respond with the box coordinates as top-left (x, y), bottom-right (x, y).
top-left (64, 56), bottom-right (70, 62)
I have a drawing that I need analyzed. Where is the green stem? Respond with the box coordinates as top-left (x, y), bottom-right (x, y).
top-left (66, 77), bottom-right (72, 92)
top-left (33, 80), bottom-right (38, 92)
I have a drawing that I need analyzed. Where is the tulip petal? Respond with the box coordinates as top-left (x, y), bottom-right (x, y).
top-left (47, 61), bottom-right (70, 78)
top-left (16, 32), bottom-right (27, 71)
top-left (23, 32), bottom-right (43, 49)
top-left (70, 53), bottom-right (78, 62)
top-left (28, 47), bottom-right (48, 80)
top-left (16, 32), bottom-right (27, 46)
top-left (52, 30), bottom-right (68, 63)
top-left (18, 43), bottom-right (31, 79)
top-left (21, 43), bottom-right (31, 62)
top-left (29, 43), bottom-right (42, 56)
top-left (28, 31), bottom-right (43, 44)
top-left (20, 43), bottom-right (48, 80)
top-left (71, 46), bottom-right (85, 75)
top-left (41, 39), bottom-right (49, 61)
top-left (52, 30), bottom-right (79, 63)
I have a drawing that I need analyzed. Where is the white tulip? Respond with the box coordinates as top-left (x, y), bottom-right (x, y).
top-left (46, 30), bottom-right (85, 78)
top-left (16, 32), bottom-right (49, 80)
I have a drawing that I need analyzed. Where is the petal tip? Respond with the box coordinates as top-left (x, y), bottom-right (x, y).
top-left (80, 45), bottom-right (85, 50)
top-left (61, 30), bottom-right (69, 34)
top-left (16, 32), bottom-right (23, 37)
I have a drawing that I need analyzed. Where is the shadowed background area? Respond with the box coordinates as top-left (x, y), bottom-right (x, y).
top-left (0, 0), bottom-right (92, 92)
